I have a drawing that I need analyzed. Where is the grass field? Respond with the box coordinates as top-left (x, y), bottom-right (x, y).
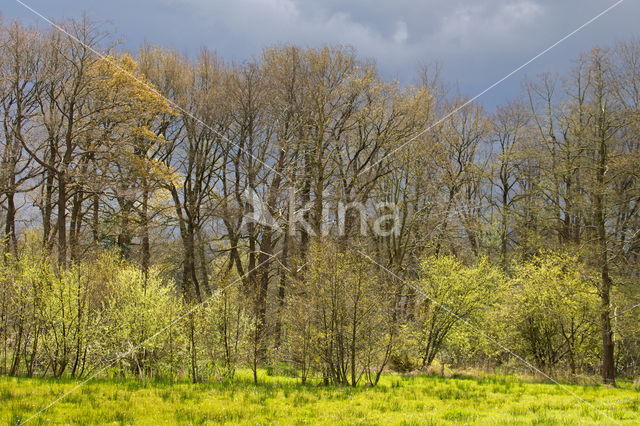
top-left (1, 371), bottom-right (639, 425)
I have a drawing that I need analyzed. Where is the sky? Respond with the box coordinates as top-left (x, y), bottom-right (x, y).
top-left (2, 0), bottom-right (637, 109)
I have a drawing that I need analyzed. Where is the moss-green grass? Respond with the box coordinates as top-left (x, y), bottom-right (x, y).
top-left (1, 371), bottom-right (639, 425)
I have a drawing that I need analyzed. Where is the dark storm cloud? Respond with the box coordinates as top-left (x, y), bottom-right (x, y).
top-left (3, 0), bottom-right (637, 107)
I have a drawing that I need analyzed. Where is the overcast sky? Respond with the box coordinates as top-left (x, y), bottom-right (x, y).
top-left (3, 0), bottom-right (637, 108)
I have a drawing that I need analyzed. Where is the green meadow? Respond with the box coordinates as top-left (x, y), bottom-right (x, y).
top-left (2, 371), bottom-right (639, 425)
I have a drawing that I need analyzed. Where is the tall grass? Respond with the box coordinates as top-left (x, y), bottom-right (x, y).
top-left (1, 371), bottom-right (638, 424)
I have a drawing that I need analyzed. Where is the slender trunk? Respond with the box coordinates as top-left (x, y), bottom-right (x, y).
top-left (184, 224), bottom-right (201, 301)
top-left (10, 322), bottom-right (22, 375)
top-left (500, 181), bottom-right (509, 271)
top-left (57, 173), bottom-right (67, 267)
top-left (196, 228), bottom-right (209, 292)
top-left (274, 228), bottom-right (289, 348)
top-left (3, 190), bottom-right (17, 257)
top-left (600, 265), bottom-right (616, 384)
top-left (595, 119), bottom-right (615, 385)
top-left (141, 186), bottom-right (150, 279)
top-left (189, 313), bottom-right (198, 382)
top-left (69, 189), bottom-right (82, 262)
top-left (59, 104), bottom-right (75, 268)
top-left (254, 229), bottom-right (273, 359)
top-left (42, 166), bottom-right (54, 248)
top-left (350, 308), bottom-right (357, 387)
top-left (92, 193), bottom-right (99, 243)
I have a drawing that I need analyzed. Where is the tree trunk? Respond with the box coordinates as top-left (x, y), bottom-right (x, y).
top-left (600, 268), bottom-right (616, 385)
top-left (141, 186), bottom-right (150, 279)
top-left (3, 190), bottom-right (17, 257)
top-left (57, 173), bottom-right (67, 267)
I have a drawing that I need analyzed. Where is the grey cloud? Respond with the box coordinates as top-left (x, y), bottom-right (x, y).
top-left (3, 0), bottom-right (637, 107)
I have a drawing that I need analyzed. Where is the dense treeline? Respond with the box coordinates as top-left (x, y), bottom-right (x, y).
top-left (0, 17), bottom-right (639, 386)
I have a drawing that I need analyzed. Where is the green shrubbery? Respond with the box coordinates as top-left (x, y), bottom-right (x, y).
top-left (0, 239), bottom-right (251, 382)
top-left (1, 238), bottom-right (637, 385)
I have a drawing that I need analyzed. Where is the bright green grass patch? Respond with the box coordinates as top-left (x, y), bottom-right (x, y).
top-left (1, 372), bottom-right (638, 425)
